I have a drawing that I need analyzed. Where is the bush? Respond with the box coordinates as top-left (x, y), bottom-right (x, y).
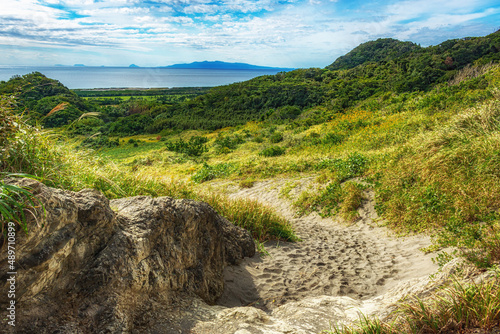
top-left (332, 152), bottom-right (369, 182)
top-left (165, 136), bottom-right (208, 156)
top-left (214, 134), bottom-right (245, 152)
top-left (253, 135), bottom-right (264, 143)
top-left (269, 132), bottom-right (284, 143)
top-left (259, 146), bottom-right (286, 157)
top-left (314, 153), bottom-right (368, 181)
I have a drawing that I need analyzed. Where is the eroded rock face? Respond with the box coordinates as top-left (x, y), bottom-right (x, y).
top-left (0, 179), bottom-right (254, 333)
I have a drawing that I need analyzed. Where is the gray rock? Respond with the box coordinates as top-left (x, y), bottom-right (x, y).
top-left (0, 179), bottom-right (254, 333)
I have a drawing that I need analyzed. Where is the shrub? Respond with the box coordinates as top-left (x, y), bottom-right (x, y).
top-left (165, 136), bottom-right (208, 156)
top-left (314, 153), bottom-right (368, 181)
top-left (214, 134), bottom-right (245, 152)
top-left (332, 152), bottom-right (369, 182)
top-left (253, 135), bottom-right (264, 143)
top-left (259, 146), bottom-right (286, 157)
top-left (269, 132), bottom-right (284, 143)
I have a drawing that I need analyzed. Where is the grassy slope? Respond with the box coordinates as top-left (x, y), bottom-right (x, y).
top-left (90, 63), bottom-right (500, 266)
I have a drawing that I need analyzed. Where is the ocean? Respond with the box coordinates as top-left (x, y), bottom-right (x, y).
top-left (0, 66), bottom-right (289, 89)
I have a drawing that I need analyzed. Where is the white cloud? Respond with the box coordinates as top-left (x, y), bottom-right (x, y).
top-left (0, 0), bottom-right (498, 67)
top-left (183, 4), bottom-right (219, 14)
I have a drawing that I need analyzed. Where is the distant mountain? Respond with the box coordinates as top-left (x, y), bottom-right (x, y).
top-left (129, 64), bottom-right (140, 68)
top-left (164, 61), bottom-right (293, 71)
top-left (74, 64), bottom-right (86, 67)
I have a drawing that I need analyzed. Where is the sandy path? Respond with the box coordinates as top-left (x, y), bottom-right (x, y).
top-left (212, 178), bottom-right (438, 311)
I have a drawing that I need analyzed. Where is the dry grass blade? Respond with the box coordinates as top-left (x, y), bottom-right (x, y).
top-left (78, 112), bottom-right (101, 121)
top-left (45, 102), bottom-right (69, 118)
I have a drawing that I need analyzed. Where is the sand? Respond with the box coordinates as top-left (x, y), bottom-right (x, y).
top-left (212, 178), bottom-right (438, 311)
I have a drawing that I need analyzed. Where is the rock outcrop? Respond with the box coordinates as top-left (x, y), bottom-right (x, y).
top-left (0, 179), bottom-right (255, 333)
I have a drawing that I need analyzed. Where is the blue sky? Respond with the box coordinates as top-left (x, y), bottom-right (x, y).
top-left (1, 0), bottom-right (499, 68)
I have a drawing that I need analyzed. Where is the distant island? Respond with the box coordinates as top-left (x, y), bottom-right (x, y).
top-left (43, 61), bottom-right (292, 70)
top-left (163, 61), bottom-right (294, 71)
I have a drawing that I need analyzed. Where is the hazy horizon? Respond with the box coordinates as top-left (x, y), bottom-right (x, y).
top-left (2, 0), bottom-right (500, 69)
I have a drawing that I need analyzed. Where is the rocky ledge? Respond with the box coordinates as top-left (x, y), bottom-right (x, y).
top-left (0, 179), bottom-right (255, 333)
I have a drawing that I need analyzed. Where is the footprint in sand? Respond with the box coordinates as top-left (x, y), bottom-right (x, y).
top-left (216, 179), bottom-right (438, 311)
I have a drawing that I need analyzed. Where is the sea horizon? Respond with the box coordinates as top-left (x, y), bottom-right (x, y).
top-left (0, 66), bottom-right (291, 89)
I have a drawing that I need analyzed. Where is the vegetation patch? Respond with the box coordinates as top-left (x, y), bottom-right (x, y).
top-left (165, 135), bottom-right (209, 156)
top-left (81, 135), bottom-right (120, 149)
top-left (191, 162), bottom-right (236, 183)
top-left (213, 133), bottom-right (245, 153)
top-left (259, 146), bottom-right (286, 157)
top-left (375, 98), bottom-right (500, 267)
top-left (339, 182), bottom-right (365, 222)
top-left (239, 178), bottom-right (256, 188)
top-left (328, 274), bottom-right (500, 334)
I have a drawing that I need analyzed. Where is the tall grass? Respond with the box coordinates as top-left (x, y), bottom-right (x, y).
top-left (201, 192), bottom-right (298, 241)
top-left (400, 277), bottom-right (500, 333)
top-left (51, 145), bottom-right (299, 242)
top-left (1, 96), bottom-right (46, 241)
top-left (375, 98), bottom-right (500, 266)
top-left (326, 274), bottom-right (500, 334)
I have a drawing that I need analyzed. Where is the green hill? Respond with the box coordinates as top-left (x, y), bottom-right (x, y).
top-left (326, 38), bottom-right (421, 71)
top-left (0, 72), bottom-right (95, 127)
top-left (148, 30), bottom-right (500, 131)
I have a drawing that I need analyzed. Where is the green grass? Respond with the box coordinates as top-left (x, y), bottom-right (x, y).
top-left (0, 175), bottom-right (42, 240)
top-left (98, 138), bottom-right (166, 162)
top-left (339, 182), bottom-right (364, 222)
top-left (67, 66), bottom-right (500, 269)
top-left (2, 130), bottom-right (297, 242)
top-left (374, 97), bottom-right (500, 267)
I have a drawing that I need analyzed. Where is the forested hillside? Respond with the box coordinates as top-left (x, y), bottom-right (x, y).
top-left (150, 30), bottom-right (500, 130)
top-left (1, 31), bottom-right (499, 134)
top-left (0, 73), bottom-right (95, 127)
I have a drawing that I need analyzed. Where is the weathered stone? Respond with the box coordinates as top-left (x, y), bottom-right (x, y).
top-left (0, 180), bottom-right (254, 333)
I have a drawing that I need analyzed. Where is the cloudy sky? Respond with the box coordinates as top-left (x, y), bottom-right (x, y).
top-left (1, 0), bottom-right (499, 68)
